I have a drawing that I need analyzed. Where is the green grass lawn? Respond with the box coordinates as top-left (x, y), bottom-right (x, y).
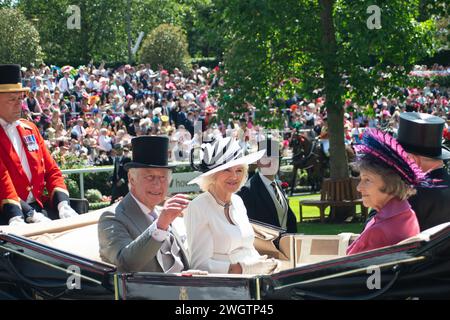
top-left (288, 194), bottom-right (364, 235)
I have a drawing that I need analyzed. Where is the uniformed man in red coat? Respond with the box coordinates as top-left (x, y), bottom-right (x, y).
top-left (0, 64), bottom-right (78, 225)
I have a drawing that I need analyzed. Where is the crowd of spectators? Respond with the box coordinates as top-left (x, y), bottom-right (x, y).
top-left (18, 62), bottom-right (450, 168)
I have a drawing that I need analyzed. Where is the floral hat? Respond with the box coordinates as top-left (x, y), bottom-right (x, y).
top-left (355, 129), bottom-right (437, 187)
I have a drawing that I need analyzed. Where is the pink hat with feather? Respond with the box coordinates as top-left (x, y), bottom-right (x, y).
top-left (355, 129), bottom-right (436, 187)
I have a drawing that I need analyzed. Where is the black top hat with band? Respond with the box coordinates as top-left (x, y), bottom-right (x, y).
top-left (0, 64), bottom-right (30, 93)
top-left (397, 112), bottom-right (450, 160)
top-left (124, 136), bottom-right (175, 170)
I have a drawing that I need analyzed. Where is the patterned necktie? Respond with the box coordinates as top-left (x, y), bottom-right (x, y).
top-left (271, 181), bottom-right (283, 207)
top-left (157, 233), bottom-right (185, 273)
top-left (149, 210), bottom-right (185, 273)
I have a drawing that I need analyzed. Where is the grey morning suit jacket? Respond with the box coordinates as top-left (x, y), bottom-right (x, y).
top-left (98, 193), bottom-right (189, 272)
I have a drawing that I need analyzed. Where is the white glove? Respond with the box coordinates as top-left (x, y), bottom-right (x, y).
top-left (26, 210), bottom-right (52, 223)
top-left (58, 201), bottom-right (79, 219)
top-left (240, 255), bottom-right (280, 275)
top-left (8, 216), bottom-right (26, 226)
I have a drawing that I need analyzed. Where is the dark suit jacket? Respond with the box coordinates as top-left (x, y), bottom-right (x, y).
top-left (66, 101), bottom-right (81, 113)
top-left (237, 172), bottom-right (297, 233)
top-left (409, 168), bottom-right (450, 231)
top-left (110, 155), bottom-right (131, 203)
top-left (98, 194), bottom-right (189, 272)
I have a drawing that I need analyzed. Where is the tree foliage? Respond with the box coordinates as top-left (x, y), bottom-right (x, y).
top-left (219, 0), bottom-right (438, 121)
top-left (18, 0), bottom-right (130, 66)
top-left (0, 8), bottom-right (43, 66)
top-left (217, 0), bottom-right (438, 182)
top-left (0, 0), bottom-right (15, 8)
top-left (139, 24), bottom-right (192, 72)
top-left (183, 0), bottom-right (225, 58)
top-left (14, 0), bottom-right (218, 66)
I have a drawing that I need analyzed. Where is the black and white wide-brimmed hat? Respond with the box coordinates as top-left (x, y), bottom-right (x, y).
top-left (188, 137), bottom-right (265, 185)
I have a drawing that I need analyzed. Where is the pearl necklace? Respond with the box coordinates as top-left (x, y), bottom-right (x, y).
top-left (209, 190), bottom-right (232, 209)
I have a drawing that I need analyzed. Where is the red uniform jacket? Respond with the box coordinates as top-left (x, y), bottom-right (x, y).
top-left (0, 119), bottom-right (68, 214)
top-left (0, 158), bottom-right (20, 210)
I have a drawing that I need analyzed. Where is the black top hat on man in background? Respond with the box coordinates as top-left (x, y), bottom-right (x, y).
top-left (397, 112), bottom-right (450, 160)
top-left (0, 64), bottom-right (30, 93)
top-left (124, 136), bottom-right (175, 170)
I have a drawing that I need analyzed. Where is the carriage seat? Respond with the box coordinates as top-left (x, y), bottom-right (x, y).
top-left (29, 223), bottom-right (105, 263)
top-left (252, 221), bottom-right (360, 269)
top-left (0, 204), bottom-right (119, 265)
top-left (291, 233), bottom-right (359, 267)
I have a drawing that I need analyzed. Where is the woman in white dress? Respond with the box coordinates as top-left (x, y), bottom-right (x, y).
top-left (184, 137), bottom-right (280, 274)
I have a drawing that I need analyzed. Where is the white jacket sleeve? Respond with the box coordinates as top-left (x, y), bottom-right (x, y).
top-left (184, 201), bottom-right (230, 274)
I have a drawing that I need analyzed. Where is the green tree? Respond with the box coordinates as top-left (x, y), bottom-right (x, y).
top-left (16, 0), bottom-right (214, 66)
top-left (0, 8), bottom-right (43, 66)
top-left (218, 0), bottom-right (437, 220)
top-left (18, 0), bottom-right (130, 65)
top-left (182, 0), bottom-right (225, 58)
top-left (0, 0), bottom-right (15, 8)
top-left (139, 24), bottom-right (192, 72)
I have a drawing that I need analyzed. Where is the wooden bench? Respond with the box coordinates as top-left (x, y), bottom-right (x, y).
top-left (299, 178), bottom-right (368, 222)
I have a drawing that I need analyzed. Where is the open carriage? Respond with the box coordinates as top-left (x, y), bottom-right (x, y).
top-left (0, 204), bottom-right (449, 300)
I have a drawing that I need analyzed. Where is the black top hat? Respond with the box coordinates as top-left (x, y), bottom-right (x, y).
top-left (124, 136), bottom-right (175, 170)
top-left (397, 112), bottom-right (450, 160)
top-left (0, 64), bottom-right (30, 93)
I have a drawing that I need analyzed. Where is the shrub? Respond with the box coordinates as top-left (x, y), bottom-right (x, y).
top-left (65, 178), bottom-right (80, 199)
top-left (83, 171), bottom-right (112, 196)
top-left (0, 8), bottom-right (43, 66)
top-left (89, 202), bottom-right (111, 211)
top-left (139, 24), bottom-right (192, 73)
top-left (432, 75), bottom-right (450, 88)
top-left (85, 189), bottom-right (103, 203)
top-left (173, 163), bottom-right (193, 173)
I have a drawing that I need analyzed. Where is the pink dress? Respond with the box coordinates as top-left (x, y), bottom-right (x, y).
top-left (347, 198), bottom-right (420, 255)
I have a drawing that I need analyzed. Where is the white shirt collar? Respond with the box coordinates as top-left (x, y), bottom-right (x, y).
top-left (258, 171), bottom-right (276, 188)
top-left (130, 192), bottom-right (157, 218)
top-left (0, 118), bottom-right (19, 129)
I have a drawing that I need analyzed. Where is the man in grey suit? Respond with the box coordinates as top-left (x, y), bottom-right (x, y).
top-left (98, 136), bottom-right (190, 272)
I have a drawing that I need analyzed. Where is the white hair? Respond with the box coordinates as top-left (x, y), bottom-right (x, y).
top-left (196, 164), bottom-right (249, 192)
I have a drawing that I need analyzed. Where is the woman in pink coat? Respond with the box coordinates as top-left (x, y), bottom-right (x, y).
top-left (347, 129), bottom-right (434, 255)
